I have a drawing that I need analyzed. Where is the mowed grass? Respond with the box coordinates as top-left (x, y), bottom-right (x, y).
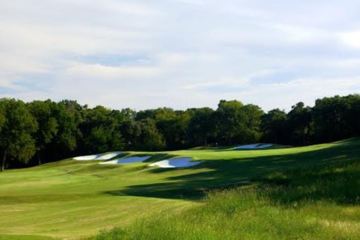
top-left (1, 139), bottom-right (360, 239)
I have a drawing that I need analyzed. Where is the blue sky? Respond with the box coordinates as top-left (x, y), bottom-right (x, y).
top-left (1, 0), bottom-right (360, 111)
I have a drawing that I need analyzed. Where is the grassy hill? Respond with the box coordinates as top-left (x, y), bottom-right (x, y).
top-left (0, 139), bottom-right (359, 239)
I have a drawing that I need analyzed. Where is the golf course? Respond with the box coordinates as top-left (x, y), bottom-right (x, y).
top-left (2, 0), bottom-right (360, 239)
top-left (1, 138), bottom-right (359, 239)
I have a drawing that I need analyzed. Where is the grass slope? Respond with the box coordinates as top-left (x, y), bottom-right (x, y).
top-left (0, 139), bottom-right (359, 239)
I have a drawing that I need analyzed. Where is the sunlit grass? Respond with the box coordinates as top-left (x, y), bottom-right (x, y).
top-left (95, 160), bottom-right (360, 240)
top-left (0, 138), bottom-right (359, 239)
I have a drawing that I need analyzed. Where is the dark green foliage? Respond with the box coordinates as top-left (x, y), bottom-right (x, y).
top-left (261, 109), bottom-right (288, 144)
top-left (0, 99), bottom-right (38, 171)
top-left (79, 106), bottom-right (124, 153)
top-left (28, 100), bottom-right (58, 164)
top-left (187, 107), bottom-right (215, 146)
top-left (155, 111), bottom-right (191, 150)
top-left (214, 100), bottom-right (245, 145)
top-left (0, 104), bottom-right (5, 131)
top-left (0, 94), bottom-right (359, 170)
top-left (214, 100), bottom-right (263, 145)
top-left (313, 95), bottom-right (360, 142)
top-left (136, 108), bottom-right (190, 149)
top-left (134, 119), bottom-right (166, 150)
top-left (240, 104), bottom-right (264, 142)
top-left (52, 100), bottom-right (82, 155)
top-left (286, 102), bottom-right (313, 145)
top-left (261, 95), bottom-right (360, 145)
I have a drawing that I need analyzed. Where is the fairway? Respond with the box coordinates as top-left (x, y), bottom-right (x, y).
top-left (1, 139), bottom-right (359, 239)
top-left (2, 0), bottom-right (360, 238)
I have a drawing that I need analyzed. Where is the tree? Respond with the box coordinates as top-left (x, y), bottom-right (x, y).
top-left (287, 102), bottom-right (313, 145)
top-left (0, 99), bottom-right (38, 171)
top-left (214, 100), bottom-right (244, 145)
top-left (136, 108), bottom-right (175, 121)
top-left (0, 103), bottom-right (5, 134)
top-left (0, 94), bottom-right (359, 170)
top-left (80, 106), bottom-right (124, 153)
top-left (50, 100), bottom-right (82, 159)
top-left (187, 108), bottom-right (215, 146)
top-left (313, 95), bottom-right (360, 142)
top-left (28, 100), bottom-right (58, 164)
top-left (214, 100), bottom-right (263, 145)
top-left (261, 109), bottom-right (288, 144)
top-left (134, 119), bottom-right (165, 150)
top-left (155, 111), bottom-right (191, 150)
top-left (347, 95), bottom-right (360, 136)
top-left (240, 104), bottom-right (264, 143)
top-left (120, 119), bottom-right (141, 150)
top-left (135, 108), bottom-right (190, 149)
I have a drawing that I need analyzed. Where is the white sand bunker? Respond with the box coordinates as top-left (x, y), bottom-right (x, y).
top-left (149, 157), bottom-right (201, 169)
top-left (100, 156), bottom-right (151, 165)
top-left (234, 143), bottom-right (273, 150)
top-left (73, 151), bottom-right (122, 161)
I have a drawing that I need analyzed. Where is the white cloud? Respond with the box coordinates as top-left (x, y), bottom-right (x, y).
top-left (242, 77), bottom-right (360, 110)
top-left (0, 0), bottom-right (360, 111)
top-left (338, 31), bottom-right (360, 49)
top-left (65, 63), bottom-right (161, 79)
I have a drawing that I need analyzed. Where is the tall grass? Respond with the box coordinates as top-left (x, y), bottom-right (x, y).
top-left (94, 159), bottom-right (360, 240)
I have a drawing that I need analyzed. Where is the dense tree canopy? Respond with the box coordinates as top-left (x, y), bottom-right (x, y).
top-left (79, 106), bottom-right (124, 153)
top-left (0, 99), bottom-right (38, 171)
top-left (0, 94), bottom-right (359, 170)
top-left (287, 102), bottom-right (313, 145)
top-left (187, 108), bottom-right (215, 146)
top-left (214, 100), bottom-right (263, 145)
top-left (28, 100), bottom-right (59, 164)
top-left (312, 95), bottom-right (360, 142)
top-left (261, 109), bottom-right (288, 144)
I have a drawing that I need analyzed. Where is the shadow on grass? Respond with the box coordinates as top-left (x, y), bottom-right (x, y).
top-left (105, 138), bottom-right (360, 204)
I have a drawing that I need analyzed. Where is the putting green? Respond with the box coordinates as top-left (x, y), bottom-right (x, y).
top-left (0, 139), bottom-right (359, 239)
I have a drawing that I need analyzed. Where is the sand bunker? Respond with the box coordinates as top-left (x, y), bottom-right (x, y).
top-left (149, 157), bottom-right (201, 169)
top-left (100, 156), bottom-right (151, 165)
top-left (234, 144), bottom-right (273, 150)
top-left (73, 151), bottom-right (122, 161)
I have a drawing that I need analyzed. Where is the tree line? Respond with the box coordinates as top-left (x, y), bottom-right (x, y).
top-left (0, 94), bottom-right (359, 171)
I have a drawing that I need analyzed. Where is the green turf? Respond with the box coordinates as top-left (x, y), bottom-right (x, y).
top-left (0, 235), bottom-right (55, 240)
top-left (1, 139), bottom-right (359, 239)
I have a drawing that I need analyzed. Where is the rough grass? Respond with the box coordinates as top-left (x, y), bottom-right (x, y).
top-left (95, 160), bottom-right (360, 240)
top-left (0, 138), bottom-right (359, 239)
top-left (0, 236), bottom-right (54, 240)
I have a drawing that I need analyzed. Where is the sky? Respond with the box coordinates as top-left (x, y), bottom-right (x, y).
top-left (1, 0), bottom-right (360, 111)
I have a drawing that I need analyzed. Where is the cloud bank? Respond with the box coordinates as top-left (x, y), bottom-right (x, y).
top-left (1, 0), bottom-right (360, 110)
